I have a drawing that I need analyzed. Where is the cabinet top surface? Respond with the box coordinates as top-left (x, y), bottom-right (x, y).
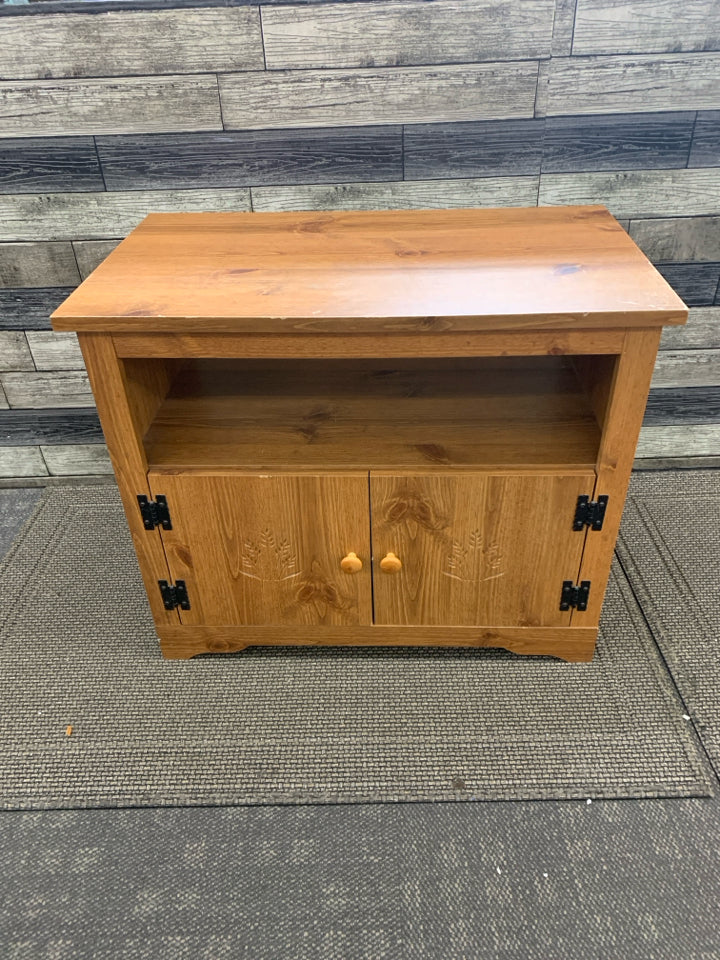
top-left (51, 206), bottom-right (687, 332)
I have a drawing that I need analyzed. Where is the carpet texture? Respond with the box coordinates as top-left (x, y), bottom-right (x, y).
top-left (618, 468), bottom-right (720, 780)
top-left (0, 485), bottom-right (711, 809)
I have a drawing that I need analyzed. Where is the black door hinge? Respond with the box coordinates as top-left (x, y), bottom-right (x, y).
top-left (573, 495), bottom-right (608, 531)
top-left (158, 579), bottom-right (190, 610)
top-left (560, 580), bottom-right (591, 611)
top-left (138, 494), bottom-right (172, 530)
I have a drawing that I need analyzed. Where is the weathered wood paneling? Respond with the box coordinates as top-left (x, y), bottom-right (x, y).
top-left (0, 445), bottom-right (47, 478)
top-left (0, 383), bottom-right (7, 411)
top-left (0, 8), bottom-right (264, 79)
top-left (551, 0), bottom-right (579, 56)
top-left (0, 332), bottom-right (33, 372)
top-left (404, 119), bottom-right (544, 180)
top-left (547, 54), bottom-right (720, 116)
top-left (652, 349), bottom-right (720, 388)
top-left (637, 424), bottom-right (720, 457)
top-left (41, 443), bottom-right (112, 476)
top-left (689, 111), bottom-right (720, 167)
top-left (26, 331), bottom-right (84, 371)
top-left (96, 126), bottom-right (403, 190)
top-left (0, 76), bottom-right (222, 139)
top-left (538, 168), bottom-right (720, 218)
top-left (0, 189), bottom-right (252, 242)
top-left (0, 287), bottom-right (74, 331)
top-left (0, 136), bottom-right (104, 194)
top-left (72, 240), bottom-right (121, 280)
top-left (0, 408), bottom-right (103, 446)
top-left (645, 386), bottom-right (720, 425)
top-left (661, 307), bottom-right (720, 349)
top-left (542, 113), bottom-right (694, 172)
top-left (218, 62), bottom-right (540, 129)
top-left (654, 262), bottom-right (720, 306)
top-left (0, 244), bottom-right (79, 288)
top-left (630, 217), bottom-right (720, 262)
top-left (1, 371), bottom-right (94, 408)
top-left (573, 0), bottom-right (720, 55)
top-left (261, 0), bottom-right (554, 69)
top-left (251, 175), bottom-right (539, 212)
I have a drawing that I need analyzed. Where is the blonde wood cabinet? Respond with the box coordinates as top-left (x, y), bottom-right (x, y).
top-left (51, 207), bottom-right (687, 661)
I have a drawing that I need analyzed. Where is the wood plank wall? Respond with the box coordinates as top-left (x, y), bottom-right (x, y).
top-left (0, 0), bottom-right (718, 478)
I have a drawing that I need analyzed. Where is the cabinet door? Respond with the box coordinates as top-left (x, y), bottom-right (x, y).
top-left (370, 473), bottom-right (595, 627)
top-left (149, 472), bottom-right (372, 626)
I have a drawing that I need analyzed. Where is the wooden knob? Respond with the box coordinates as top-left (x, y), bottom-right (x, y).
top-left (340, 551), bottom-right (363, 574)
top-left (380, 552), bottom-right (402, 573)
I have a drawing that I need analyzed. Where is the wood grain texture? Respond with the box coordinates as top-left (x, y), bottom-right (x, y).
top-left (26, 331), bottom-right (84, 370)
top-left (0, 383), bottom-right (7, 410)
top-left (218, 62), bottom-right (540, 129)
top-left (551, 0), bottom-right (578, 56)
top-left (542, 113), bottom-right (694, 173)
top-left (0, 445), bottom-right (47, 478)
top-left (252, 176), bottom-right (539, 213)
top-left (49, 207), bottom-right (686, 332)
top-left (645, 386), bottom-right (720, 425)
top-left (654, 262), bottom-right (720, 306)
top-left (40, 443), bottom-right (112, 476)
top-left (572, 0), bottom-right (720, 55)
top-left (152, 472), bottom-right (373, 626)
top-left (0, 136), bottom-right (103, 194)
top-left (404, 119), bottom-right (544, 180)
top-left (370, 472), bottom-right (591, 627)
top-left (0, 8), bottom-right (264, 79)
top-left (0, 408), bottom-right (103, 445)
top-left (0, 370), bottom-right (93, 408)
top-left (629, 217), bottom-right (720, 262)
top-left (0, 75), bottom-right (222, 139)
top-left (547, 54), bottom-right (720, 116)
top-left (637, 424), bottom-right (720, 457)
top-left (0, 332), bottom-right (33, 372)
top-left (660, 307), bottom-right (720, 349)
top-left (261, 0), bottom-right (554, 69)
top-left (0, 244), bottom-right (79, 288)
top-left (95, 126), bottom-right (402, 191)
top-left (0, 287), bottom-right (74, 331)
top-left (539, 168), bottom-right (720, 218)
top-left (0, 189), bottom-right (251, 242)
top-left (689, 111), bottom-right (720, 167)
top-left (156, 623), bottom-right (597, 661)
top-left (72, 240), bottom-right (121, 280)
top-left (652, 349), bottom-right (720, 388)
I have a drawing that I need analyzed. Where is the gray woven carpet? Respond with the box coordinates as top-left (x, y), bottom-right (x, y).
top-left (618, 469), bottom-right (720, 779)
top-left (0, 485), bottom-right (711, 809)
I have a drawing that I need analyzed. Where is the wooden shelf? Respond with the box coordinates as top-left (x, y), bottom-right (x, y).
top-left (143, 357), bottom-right (602, 472)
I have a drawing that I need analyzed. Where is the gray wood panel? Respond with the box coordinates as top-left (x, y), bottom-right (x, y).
top-left (637, 424), bottom-right (720, 457)
top-left (645, 387), bottom-right (720, 425)
top-left (0, 8), bottom-right (264, 79)
top-left (72, 241), bottom-right (121, 280)
top-left (0, 287), bottom-right (74, 331)
top-left (218, 62), bottom-right (540, 129)
top-left (251, 175), bottom-right (539, 212)
top-left (654, 262), bottom-right (720, 306)
top-left (661, 307), bottom-right (720, 349)
top-left (0, 76), bottom-right (222, 139)
top-left (689, 111), bottom-right (720, 167)
top-left (26, 331), bottom-right (84, 371)
top-left (0, 446), bottom-right (48, 478)
top-left (0, 189), bottom-right (252, 242)
top-left (0, 137), bottom-right (104, 194)
top-left (1, 371), bottom-right (94, 408)
top-left (0, 383), bottom-right (7, 411)
top-left (0, 332), bottom-right (33, 372)
top-left (630, 217), bottom-right (720, 262)
top-left (0, 408), bottom-right (103, 446)
top-left (652, 350), bottom-right (720, 388)
top-left (261, 0), bottom-right (554, 69)
top-left (41, 443), bottom-right (112, 476)
top-left (547, 54), bottom-right (720, 116)
top-left (542, 113), bottom-right (694, 172)
top-left (538, 168), bottom-right (720, 218)
top-left (0, 244), bottom-right (79, 288)
top-left (573, 0), bottom-right (720, 55)
top-left (96, 126), bottom-right (403, 190)
top-left (551, 0), bottom-right (578, 56)
top-left (404, 119), bottom-right (544, 180)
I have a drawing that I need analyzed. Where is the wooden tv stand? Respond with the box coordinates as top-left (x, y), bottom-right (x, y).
top-left (51, 206), bottom-right (687, 662)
